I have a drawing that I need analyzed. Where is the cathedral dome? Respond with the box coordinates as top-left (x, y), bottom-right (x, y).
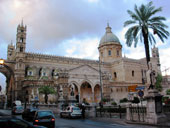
top-left (99, 23), bottom-right (120, 46)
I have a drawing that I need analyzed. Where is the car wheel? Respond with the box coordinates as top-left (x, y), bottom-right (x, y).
top-left (60, 113), bottom-right (63, 118)
top-left (11, 111), bottom-right (14, 115)
top-left (69, 113), bottom-right (72, 119)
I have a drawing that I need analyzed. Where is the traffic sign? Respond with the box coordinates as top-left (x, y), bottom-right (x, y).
top-left (136, 86), bottom-right (145, 90)
top-left (138, 90), bottom-right (144, 98)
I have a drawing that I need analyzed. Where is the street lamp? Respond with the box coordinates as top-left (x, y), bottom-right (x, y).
top-left (0, 59), bottom-right (4, 65)
top-left (99, 57), bottom-right (103, 104)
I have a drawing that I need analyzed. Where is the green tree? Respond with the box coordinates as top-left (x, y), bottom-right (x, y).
top-left (166, 89), bottom-right (170, 95)
top-left (39, 86), bottom-right (55, 104)
top-left (155, 73), bottom-right (162, 91)
top-left (124, 1), bottom-right (169, 66)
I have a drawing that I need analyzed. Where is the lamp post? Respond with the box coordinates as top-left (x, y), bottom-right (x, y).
top-left (98, 57), bottom-right (103, 104)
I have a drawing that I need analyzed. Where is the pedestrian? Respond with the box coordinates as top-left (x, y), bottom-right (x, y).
top-left (81, 103), bottom-right (85, 118)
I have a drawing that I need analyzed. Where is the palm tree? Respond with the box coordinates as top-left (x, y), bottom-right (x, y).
top-left (39, 86), bottom-right (55, 104)
top-left (124, 1), bottom-right (169, 66)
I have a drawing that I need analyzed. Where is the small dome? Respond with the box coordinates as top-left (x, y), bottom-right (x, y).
top-left (99, 23), bottom-right (120, 46)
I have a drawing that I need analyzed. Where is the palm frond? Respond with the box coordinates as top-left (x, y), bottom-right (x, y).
top-left (124, 20), bottom-right (136, 27)
top-left (149, 16), bottom-right (166, 23)
top-left (127, 10), bottom-right (140, 21)
top-left (148, 32), bottom-right (156, 45)
top-left (124, 1), bottom-right (169, 53)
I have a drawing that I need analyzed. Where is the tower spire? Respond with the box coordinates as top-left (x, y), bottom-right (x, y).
top-left (21, 18), bottom-right (23, 26)
top-left (106, 22), bottom-right (112, 33)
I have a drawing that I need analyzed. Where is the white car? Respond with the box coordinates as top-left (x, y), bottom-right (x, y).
top-left (60, 106), bottom-right (82, 118)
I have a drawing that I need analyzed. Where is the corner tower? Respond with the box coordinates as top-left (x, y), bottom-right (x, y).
top-left (16, 20), bottom-right (27, 53)
top-left (98, 23), bottom-right (122, 62)
top-left (7, 41), bottom-right (15, 60)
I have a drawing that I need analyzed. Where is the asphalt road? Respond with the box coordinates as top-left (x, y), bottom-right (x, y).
top-left (0, 109), bottom-right (158, 128)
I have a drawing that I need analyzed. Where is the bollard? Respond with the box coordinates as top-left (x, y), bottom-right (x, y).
top-left (119, 105), bottom-right (122, 119)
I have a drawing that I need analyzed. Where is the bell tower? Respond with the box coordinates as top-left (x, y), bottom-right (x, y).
top-left (16, 20), bottom-right (27, 53)
top-left (152, 45), bottom-right (161, 74)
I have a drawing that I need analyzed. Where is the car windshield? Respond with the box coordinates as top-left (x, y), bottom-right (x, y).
top-left (16, 106), bottom-right (23, 110)
top-left (73, 107), bottom-right (80, 110)
top-left (38, 111), bottom-right (53, 118)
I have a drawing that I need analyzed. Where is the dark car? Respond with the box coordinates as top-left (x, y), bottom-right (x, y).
top-left (0, 115), bottom-right (46, 128)
top-left (22, 107), bottom-right (38, 121)
top-left (11, 105), bottom-right (24, 115)
top-left (33, 110), bottom-right (55, 128)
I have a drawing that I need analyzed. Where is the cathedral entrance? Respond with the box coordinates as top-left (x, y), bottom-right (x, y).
top-left (94, 84), bottom-right (101, 103)
top-left (0, 73), bottom-right (6, 108)
top-left (0, 63), bottom-right (15, 107)
top-left (80, 81), bottom-right (92, 104)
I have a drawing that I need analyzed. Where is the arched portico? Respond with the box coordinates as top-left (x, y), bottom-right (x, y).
top-left (94, 84), bottom-right (101, 103)
top-left (80, 81), bottom-right (92, 103)
top-left (0, 62), bottom-right (15, 107)
top-left (69, 83), bottom-right (79, 102)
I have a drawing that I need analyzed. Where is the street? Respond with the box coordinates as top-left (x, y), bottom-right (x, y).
top-left (0, 109), bottom-right (159, 128)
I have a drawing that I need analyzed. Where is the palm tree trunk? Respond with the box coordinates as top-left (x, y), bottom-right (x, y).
top-left (142, 28), bottom-right (153, 89)
top-left (45, 94), bottom-right (48, 104)
top-left (142, 28), bottom-right (150, 68)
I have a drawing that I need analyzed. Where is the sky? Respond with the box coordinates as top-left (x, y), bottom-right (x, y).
top-left (0, 0), bottom-right (170, 92)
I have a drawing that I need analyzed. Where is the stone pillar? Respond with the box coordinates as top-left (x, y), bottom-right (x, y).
top-left (92, 91), bottom-right (95, 104)
top-left (126, 103), bottom-right (131, 121)
top-left (146, 89), bottom-right (167, 124)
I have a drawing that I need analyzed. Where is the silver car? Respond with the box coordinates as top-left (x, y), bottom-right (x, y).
top-left (60, 106), bottom-right (82, 118)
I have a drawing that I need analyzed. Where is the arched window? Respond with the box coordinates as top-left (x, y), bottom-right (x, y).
top-left (117, 50), bottom-right (119, 56)
top-left (101, 52), bottom-right (103, 57)
top-left (114, 72), bottom-right (117, 78)
top-left (20, 46), bottom-right (23, 52)
top-left (132, 70), bottom-right (134, 77)
top-left (108, 50), bottom-right (111, 56)
top-left (121, 88), bottom-right (123, 92)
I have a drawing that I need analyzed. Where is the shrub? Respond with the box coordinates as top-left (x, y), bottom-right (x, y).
top-left (132, 97), bottom-right (140, 104)
top-left (166, 89), bottom-right (170, 95)
top-left (102, 98), bottom-right (110, 103)
top-left (120, 98), bottom-right (128, 103)
top-left (111, 102), bottom-right (117, 106)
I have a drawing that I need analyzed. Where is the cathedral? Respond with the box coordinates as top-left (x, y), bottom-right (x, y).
top-left (5, 22), bottom-right (161, 104)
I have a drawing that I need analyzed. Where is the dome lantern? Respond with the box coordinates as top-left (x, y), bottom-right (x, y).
top-left (99, 23), bottom-right (120, 47)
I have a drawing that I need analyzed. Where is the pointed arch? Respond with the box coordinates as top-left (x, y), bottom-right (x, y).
top-left (80, 81), bottom-right (92, 104)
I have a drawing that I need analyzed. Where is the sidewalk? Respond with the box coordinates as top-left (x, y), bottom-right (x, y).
top-left (90, 117), bottom-right (127, 126)
top-left (89, 117), bottom-right (170, 128)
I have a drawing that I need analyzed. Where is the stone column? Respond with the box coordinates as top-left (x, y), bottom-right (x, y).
top-left (146, 89), bottom-right (167, 124)
top-left (126, 103), bottom-right (131, 121)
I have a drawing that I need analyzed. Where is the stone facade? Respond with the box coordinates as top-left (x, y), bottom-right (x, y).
top-left (1, 22), bottom-right (161, 105)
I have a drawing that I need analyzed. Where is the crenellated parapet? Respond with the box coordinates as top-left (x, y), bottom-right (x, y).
top-left (25, 52), bottom-right (99, 64)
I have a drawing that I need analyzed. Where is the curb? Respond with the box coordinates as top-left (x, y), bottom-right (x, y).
top-left (126, 120), bottom-right (170, 128)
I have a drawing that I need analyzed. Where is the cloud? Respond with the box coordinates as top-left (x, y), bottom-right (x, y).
top-left (0, 0), bottom-right (170, 89)
top-left (65, 37), bottom-right (99, 60)
top-left (160, 48), bottom-right (170, 75)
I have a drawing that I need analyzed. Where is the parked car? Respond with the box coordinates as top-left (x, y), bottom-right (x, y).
top-left (22, 107), bottom-right (38, 121)
top-left (11, 105), bottom-right (24, 115)
top-left (12, 100), bottom-right (21, 107)
top-left (0, 115), bottom-right (46, 128)
top-left (33, 110), bottom-right (55, 128)
top-left (60, 105), bottom-right (82, 118)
